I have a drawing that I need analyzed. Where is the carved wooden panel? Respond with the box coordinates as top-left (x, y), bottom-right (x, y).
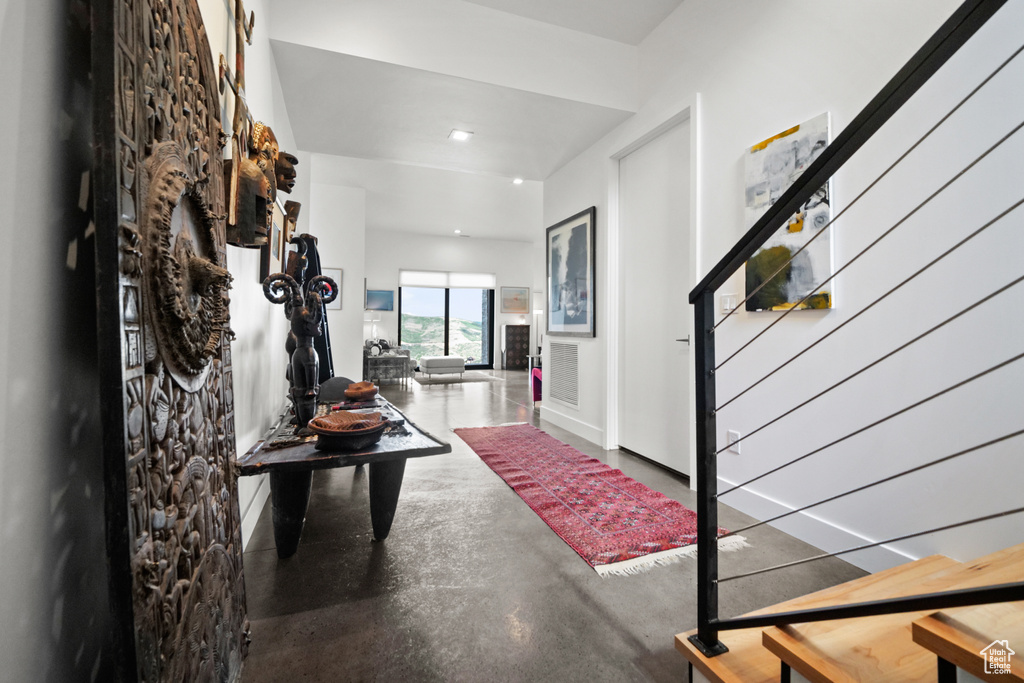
top-left (95, 0), bottom-right (247, 680)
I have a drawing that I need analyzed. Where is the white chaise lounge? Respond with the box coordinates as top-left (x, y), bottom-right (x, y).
top-left (418, 356), bottom-right (465, 377)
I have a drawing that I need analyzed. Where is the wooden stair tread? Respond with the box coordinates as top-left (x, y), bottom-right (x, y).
top-left (674, 555), bottom-right (958, 683)
top-left (912, 601), bottom-right (1024, 681)
top-left (747, 554), bottom-right (960, 615)
top-left (762, 543), bottom-right (1024, 682)
top-left (762, 611), bottom-right (939, 683)
top-left (675, 628), bottom-right (780, 683)
top-left (916, 542), bottom-right (1024, 591)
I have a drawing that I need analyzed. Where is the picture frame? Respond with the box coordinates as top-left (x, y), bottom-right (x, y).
top-left (365, 289), bottom-right (394, 311)
top-left (500, 286), bottom-right (530, 314)
top-left (259, 201), bottom-right (286, 283)
top-left (322, 268), bottom-right (342, 310)
top-left (546, 207), bottom-right (596, 337)
top-left (743, 113), bottom-right (834, 311)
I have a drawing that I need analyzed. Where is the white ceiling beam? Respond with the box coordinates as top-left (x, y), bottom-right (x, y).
top-left (266, 0), bottom-right (639, 112)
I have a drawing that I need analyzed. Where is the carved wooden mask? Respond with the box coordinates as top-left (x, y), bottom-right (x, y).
top-left (94, 0), bottom-right (248, 680)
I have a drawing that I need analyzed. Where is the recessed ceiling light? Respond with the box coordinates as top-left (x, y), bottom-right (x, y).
top-left (449, 129), bottom-right (473, 142)
top-left (512, 178), bottom-right (524, 185)
top-left (454, 229), bottom-right (462, 234)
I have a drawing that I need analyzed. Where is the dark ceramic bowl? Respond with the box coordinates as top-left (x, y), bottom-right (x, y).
top-left (312, 421), bottom-right (387, 451)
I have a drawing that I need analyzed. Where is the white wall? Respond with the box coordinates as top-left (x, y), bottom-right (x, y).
top-left (198, 0), bottom-right (304, 545)
top-left (365, 231), bottom-right (536, 351)
top-left (541, 146), bottom-right (612, 445)
top-left (542, 0), bottom-right (1024, 570)
top-left (308, 170), bottom-right (367, 381)
top-left (0, 1), bottom-right (115, 677)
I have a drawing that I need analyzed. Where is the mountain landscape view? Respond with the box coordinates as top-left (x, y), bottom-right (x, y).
top-left (400, 314), bottom-right (487, 364)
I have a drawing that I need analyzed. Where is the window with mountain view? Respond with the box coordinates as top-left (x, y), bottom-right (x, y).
top-left (399, 287), bottom-right (493, 368)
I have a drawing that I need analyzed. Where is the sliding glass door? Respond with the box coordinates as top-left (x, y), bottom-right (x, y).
top-left (448, 289), bottom-right (490, 365)
top-left (397, 287), bottom-right (446, 359)
top-left (399, 287), bottom-right (494, 368)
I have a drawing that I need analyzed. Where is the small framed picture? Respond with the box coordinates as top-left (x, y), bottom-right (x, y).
top-left (365, 289), bottom-right (394, 311)
top-left (259, 201), bottom-right (286, 283)
top-left (500, 286), bottom-right (530, 314)
top-left (322, 268), bottom-right (342, 310)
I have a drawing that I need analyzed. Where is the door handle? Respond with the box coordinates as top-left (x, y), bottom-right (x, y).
top-left (676, 337), bottom-right (690, 344)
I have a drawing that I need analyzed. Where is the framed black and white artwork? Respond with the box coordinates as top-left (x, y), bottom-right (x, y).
top-left (546, 207), bottom-right (596, 337)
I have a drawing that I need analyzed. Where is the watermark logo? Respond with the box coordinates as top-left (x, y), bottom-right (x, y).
top-left (981, 639), bottom-right (1015, 675)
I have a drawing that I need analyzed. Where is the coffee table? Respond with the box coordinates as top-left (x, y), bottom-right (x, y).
top-left (235, 401), bottom-right (451, 558)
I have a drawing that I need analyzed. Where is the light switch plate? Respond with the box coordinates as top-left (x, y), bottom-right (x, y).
top-left (727, 430), bottom-right (741, 454)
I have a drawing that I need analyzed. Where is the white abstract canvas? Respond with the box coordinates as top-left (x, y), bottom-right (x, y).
top-left (744, 113), bottom-right (834, 311)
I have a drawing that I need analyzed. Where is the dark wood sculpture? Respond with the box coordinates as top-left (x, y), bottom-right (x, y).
top-left (224, 144), bottom-right (271, 247)
top-left (276, 152), bottom-right (299, 194)
top-left (263, 273), bottom-right (339, 427)
top-left (283, 232), bottom-right (336, 382)
top-left (285, 234), bottom-right (309, 285)
top-left (282, 200), bottom-right (300, 248)
top-left (94, 0), bottom-right (248, 679)
top-left (218, 7), bottom-right (300, 249)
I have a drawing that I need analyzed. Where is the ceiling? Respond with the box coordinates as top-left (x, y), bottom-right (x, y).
top-left (460, 0), bottom-right (684, 45)
top-left (313, 154), bottom-right (544, 242)
top-left (273, 41), bottom-right (634, 181)
top-left (269, 0), bottom-right (684, 242)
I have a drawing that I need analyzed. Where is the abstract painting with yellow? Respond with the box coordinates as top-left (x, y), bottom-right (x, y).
top-left (743, 113), bottom-right (834, 312)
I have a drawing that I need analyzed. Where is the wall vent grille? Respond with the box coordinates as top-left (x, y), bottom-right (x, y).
top-left (549, 341), bottom-right (579, 407)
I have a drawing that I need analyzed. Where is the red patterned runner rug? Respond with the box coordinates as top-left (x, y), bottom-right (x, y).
top-left (455, 423), bottom-right (746, 576)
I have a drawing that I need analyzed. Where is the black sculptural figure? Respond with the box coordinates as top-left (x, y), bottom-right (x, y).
top-left (284, 233), bottom-right (335, 382)
top-left (263, 272), bottom-right (338, 428)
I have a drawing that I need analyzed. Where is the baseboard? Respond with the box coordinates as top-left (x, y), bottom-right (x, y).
top-left (719, 477), bottom-right (915, 573)
top-left (539, 405), bottom-right (604, 448)
top-left (239, 474), bottom-right (271, 550)
top-left (619, 446), bottom-right (690, 484)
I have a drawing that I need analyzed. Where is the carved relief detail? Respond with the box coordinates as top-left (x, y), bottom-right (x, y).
top-left (118, 0), bottom-right (135, 51)
top-left (108, 0), bottom-right (247, 680)
top-left (140, 141), bottom-right (231, 387)
top-left (118, 46), bottom-right (137, 141)
top-left (120, 225), bottom-right (143, 278)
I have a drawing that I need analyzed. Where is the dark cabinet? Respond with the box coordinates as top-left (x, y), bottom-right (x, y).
top-left (501, 324), bottom-right (530, 370)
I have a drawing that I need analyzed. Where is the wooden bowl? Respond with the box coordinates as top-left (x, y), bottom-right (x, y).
top-left (308, 410), bottom-right (382, 433)
top-left (309, 411), bottom-right (387, 451)
top-left (344, 381), bottom-right (378, 402)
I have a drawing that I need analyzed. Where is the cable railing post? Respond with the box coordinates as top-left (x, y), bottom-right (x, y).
top-left (689, 289), bottom-right (728, 657)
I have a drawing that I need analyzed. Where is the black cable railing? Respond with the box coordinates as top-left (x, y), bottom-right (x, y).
top-left (714, 136), bottom-right (1024, 377)
top-left (686, 0), bottom-right (1024, 658)
top-left (717, 351), bottom-right (1024, 497)
top-left (715, 40), bottom-right (1024, 332)
top-left (720, 430), bottom-right (1024, 540)
top-left (716, 227), bottom-right (1024, 430)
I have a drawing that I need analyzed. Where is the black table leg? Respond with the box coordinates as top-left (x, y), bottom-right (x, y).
top-left (270, 470), bottom-right (313, 558)
top-left (368, 458), bottom-right (407, 540)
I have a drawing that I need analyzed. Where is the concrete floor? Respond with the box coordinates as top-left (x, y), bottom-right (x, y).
top-left (241, 369), bottom-right (865, 682)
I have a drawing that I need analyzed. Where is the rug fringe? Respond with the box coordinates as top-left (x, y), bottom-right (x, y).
top-left (595, 535), bottom-right (749, 577)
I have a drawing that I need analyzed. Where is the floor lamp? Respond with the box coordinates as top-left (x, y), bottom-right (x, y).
top-left (532, 291), bottom-right (544, 355)
top-left (364, 311), bottom-right (381, 340)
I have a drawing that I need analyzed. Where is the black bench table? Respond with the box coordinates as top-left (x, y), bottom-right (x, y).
top-left (235, 401), bottom-right (451, 558)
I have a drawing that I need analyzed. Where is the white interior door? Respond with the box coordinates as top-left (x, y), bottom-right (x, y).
top-left (618, 120), bottom-right (691, 475)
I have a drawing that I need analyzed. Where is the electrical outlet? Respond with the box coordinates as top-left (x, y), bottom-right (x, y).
top-left (726, 430), bottom-right (741, 454)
